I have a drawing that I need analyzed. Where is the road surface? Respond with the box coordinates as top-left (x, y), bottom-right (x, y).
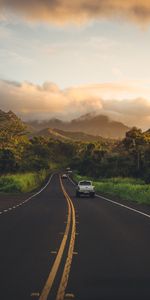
top-left (0, 173), bottom-right (150, 300)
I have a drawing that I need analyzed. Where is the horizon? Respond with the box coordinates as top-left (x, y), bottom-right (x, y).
top-left (2, 107), bottom-right (150, 134)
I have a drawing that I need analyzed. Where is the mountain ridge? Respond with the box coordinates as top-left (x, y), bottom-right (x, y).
top-left (28, 113), bottom-right (129, 139)
top-left (35, 127), bottom-right (110, 142)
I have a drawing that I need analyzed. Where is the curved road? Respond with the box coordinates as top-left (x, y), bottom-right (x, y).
top-left (0, 174), bottom-right (150, 300)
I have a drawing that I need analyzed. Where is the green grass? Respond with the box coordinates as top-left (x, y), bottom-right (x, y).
top-left (74, 174), bottom-right (150, 205)
top-left (0, 169), bottom-right (49, 193)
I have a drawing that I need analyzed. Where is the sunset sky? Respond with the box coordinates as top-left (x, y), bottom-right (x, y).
top-left (0, 0), bottom-right (150, 129)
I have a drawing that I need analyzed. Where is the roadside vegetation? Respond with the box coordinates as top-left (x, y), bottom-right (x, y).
top-left (71, 127), bottom-right (150, 183)
top-left (0, 170), bottom-right (49, 193)
top-left (74, 174), bottom-right (150, 205)
top-left (0, 114), bottom-right (74, 192)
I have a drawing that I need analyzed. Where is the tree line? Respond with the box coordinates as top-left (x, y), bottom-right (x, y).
top-left (71, 127), bottom-right (150, 183)
top-left (0, 119), bottom-right (150, 182)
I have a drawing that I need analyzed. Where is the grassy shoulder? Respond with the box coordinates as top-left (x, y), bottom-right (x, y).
top-left (74, 174), bottom-right (150, 205)
top-left (0, 169), bottom-right (49, 193)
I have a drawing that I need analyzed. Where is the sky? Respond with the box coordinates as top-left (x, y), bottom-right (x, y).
top-left (0, 0), bottom-right (150, 129)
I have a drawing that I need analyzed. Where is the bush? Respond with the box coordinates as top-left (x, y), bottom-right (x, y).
top-left (95, 181), bottom-right (150, 204)
top-left (0, 169), bottom-right (48, 193)
top-left (74, 174), bottom-right (150, 205)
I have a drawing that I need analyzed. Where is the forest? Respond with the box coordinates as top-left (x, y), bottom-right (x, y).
top-left (0, 110), bottom-right (150, 194)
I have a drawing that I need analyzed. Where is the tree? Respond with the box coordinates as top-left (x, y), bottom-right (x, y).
top-left (0, 149), bottom-right (17, 172)
top-left (123, 127), bottom-right (148, 174)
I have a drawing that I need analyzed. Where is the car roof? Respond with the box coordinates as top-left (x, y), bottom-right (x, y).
top-left (78, 180), bottom-right (92, 184)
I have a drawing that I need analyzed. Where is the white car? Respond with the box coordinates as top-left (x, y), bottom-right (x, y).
top-left (61, 174), bottom-right (68, 179)
top-left (76, 180), bottom-right (95, 198)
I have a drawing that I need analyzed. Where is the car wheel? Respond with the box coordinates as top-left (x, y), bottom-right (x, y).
top-left (90, 193), bottom-right (95, 198)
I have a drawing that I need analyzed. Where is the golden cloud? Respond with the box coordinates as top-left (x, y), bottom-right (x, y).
top-left (0, 0), bottom-right (150, 24)
top-left (0, 79), bottom-right (150, 129)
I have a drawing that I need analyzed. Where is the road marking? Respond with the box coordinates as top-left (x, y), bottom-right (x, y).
top-left (68, 175), bottom-right (150, 220)
top-left (0, 174), bottom-right (54, 216)
top-left (39, 176), bottom-right (76, 300)
top-left (64, 293), bottom-right (75, 299)
top-left (67, 177), bottom-right (76, 186)
top-left (96, 194), bottom-right (150, 219)
top-left (31, 292), bottom-right (40, 297)
top-left (51, 251), bottom-right (57, 254)
top-left (39, 177), bottom-right (72, 300)
top-left (73, 251), bottom-right (78, 255)
top-left (56, 179), bottom-right (76, 300)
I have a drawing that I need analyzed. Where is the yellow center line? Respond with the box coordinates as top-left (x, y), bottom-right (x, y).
top-left (39, 177), bottom-right (72, 300)
top-left (56, 179), bottom-right (76, 300)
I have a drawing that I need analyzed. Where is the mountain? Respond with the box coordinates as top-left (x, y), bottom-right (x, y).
top-left (0, 110), bottom-right (36, 135)
top-left (0, 109), bottom-right (23, 129)
top-left (0, 110), bottom-right (110, 143)
top-left (0, 110), bottom-right (27, 150)
top-left (29, 119), bottom-right (64, 132)
top-left (0, 109), bottom-right (18, 123)
top-left (0, 110), bottom-right (129, 139)
top-left (35, 128), bottom-right (72, 141)
top-left (36, 128), bottom-right (108, 142)
top-left (28, 113), bottom-right (129, 139)
top-left (145, 129), bottom-right (150, 134)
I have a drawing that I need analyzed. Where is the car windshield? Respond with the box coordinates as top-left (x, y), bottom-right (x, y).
top-left (79, 181), bottom-right (92, 186)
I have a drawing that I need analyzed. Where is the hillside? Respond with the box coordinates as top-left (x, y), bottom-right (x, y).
top-left (0, 109), bottom-right (129, 139)
top-left (0, 109), bottom-right (20, 126)
top-left (36, 127), bottom-right (109, 142)
top-left (0, 109), bottom-right (26, 132)
top-left (0, 110), bottom-right (111, 142)
top-left (35, 128), bottom-right (72, 141)
top-left (0, 109), bottom-right (36, 136)
top-left (54, 128), bottom-right (105, 142)
top-left (28, 113), bottom-right (129, 139)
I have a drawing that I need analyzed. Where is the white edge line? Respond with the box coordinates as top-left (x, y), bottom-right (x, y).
top-left (0, 173), bottom-right (54, 216)
top-left (96, 194), bottom-right (150, 219)
top-left (68, 176), bottom-right (150, 220)
top-left (68, 176), bottom-right (76, 186)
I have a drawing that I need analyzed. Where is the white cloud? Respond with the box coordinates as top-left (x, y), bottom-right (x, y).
top-left (0, 79), bottom-right (150, 129)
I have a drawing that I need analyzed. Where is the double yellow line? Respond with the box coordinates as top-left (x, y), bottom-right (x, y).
top-left (39, 176), bottom-right (76, 300)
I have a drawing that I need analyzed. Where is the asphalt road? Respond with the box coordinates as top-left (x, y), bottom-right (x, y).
top-left (0, 174), bottom-right (150, 300)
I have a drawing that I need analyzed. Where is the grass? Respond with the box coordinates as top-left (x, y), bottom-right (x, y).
top-left (74, 174), bottom-right (150, 205)
top-left (0, 169), bottom-right (49, 193)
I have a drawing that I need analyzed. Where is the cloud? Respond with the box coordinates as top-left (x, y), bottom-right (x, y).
top-left (0, 0), bottom-right (150, 25)
top-left (0, 80), bottom-right (103, 121)
top-left (102, 98), bottom-right (150, 129)
top-left (0, 79), bottom-right (150, 129)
